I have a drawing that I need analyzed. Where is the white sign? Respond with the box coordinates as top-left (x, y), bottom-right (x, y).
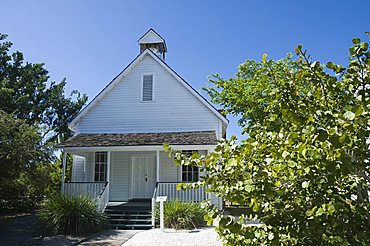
top-left (156, 196), bottom-right (167, 202)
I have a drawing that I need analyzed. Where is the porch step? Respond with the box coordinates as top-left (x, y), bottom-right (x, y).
top-left (109, 224), bottom-right (153, 230)
top-left (105, 200), bottom-right (152, 230)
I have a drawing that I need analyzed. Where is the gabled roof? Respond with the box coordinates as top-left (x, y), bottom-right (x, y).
top-left (138, 28), bottom-right (167, 52)
top-left (58, 131), bottom-right (217, 148)
top-left (68, 49), bottom-right (228, 130)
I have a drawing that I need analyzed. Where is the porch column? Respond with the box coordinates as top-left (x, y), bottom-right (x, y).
top-left (61, 151), bottom-right (67, 193)
top-left (107, 151), bottom-right (111, 183)
top-left (156, 150), bottom-right (160, 182)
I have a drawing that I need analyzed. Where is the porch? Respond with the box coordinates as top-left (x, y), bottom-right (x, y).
top-left (58, 132), bottom-right (222, 228)
top-left (62, 181), bottom-right (212, 229)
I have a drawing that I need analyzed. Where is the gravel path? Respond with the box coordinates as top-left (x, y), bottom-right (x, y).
top-left (122, 227), bottom-right (222, 246)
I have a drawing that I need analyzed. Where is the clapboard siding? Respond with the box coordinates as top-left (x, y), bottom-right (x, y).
top-left (75, 54), bottom-right (221, 135)
top-left (159, 151), bottom-right (179, 182)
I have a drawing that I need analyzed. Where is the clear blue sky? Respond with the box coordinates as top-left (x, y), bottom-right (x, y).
top-left (1, 1), bottom-right (369, 139)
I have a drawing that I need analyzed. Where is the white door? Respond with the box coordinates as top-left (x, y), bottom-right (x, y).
top-left (131, 156), bottom-right (156, 199)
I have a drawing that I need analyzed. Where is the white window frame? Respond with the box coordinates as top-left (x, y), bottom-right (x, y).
top-left (94, 151), bottom-right (108, 182)
top-left (140, 73), bottom-right (155, 102)
top-left (181, 150), bottom-right (199, 182)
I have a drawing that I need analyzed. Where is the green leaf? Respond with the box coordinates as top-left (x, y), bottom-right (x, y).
top-left (302, 181), bottom-right (309, 189)
top-left (326, 61), bottom-right (335, 69)
top-left (282, 151), bottom-right (289, 158)
top-left (316, 208), bottom-right (324, 216)
top-left (306, 209), bottom-right (314, 217)
top-left (265, 157), bottom-right (274, 165)
top-left (343, 111), bottom-right (355, 121)
top-left (229, 221), bottom-right (242, 233)
top-left (304, 167), bottom-right (310, 174)
top-left (219, 217), bottom-right (231, 228)
top-left (262, 53), bottom-right (268, 64)
top-left (352, 38), bottom-right (360, 44)
top-left (327, 204), bottom-right (335, 215)
top-left (360, 42), bottom-right (368, 50)
top-left (252, 202), bottom-right (260, 212)
top-left (317, 129), bottom-right (328, 142)
top-left (355, 106), bottom-right (364, 116)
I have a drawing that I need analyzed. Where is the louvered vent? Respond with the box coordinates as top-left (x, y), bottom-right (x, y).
top-left (142, 75), bottom-right (153, 101)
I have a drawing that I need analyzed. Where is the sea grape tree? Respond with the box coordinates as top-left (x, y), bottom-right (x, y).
top-left (167, 34), bottom-right (370, 245)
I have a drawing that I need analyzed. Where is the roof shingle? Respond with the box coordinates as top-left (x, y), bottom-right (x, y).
top-left (58, 131), bottom-right (217, 148)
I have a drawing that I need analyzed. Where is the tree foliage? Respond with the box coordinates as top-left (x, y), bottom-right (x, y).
top-left (0, 33), bottom-right (87, 144)
top-left (169, 34), bottom-right (370, 245)
top-left (0, 111), bottom-right (41, 199)
top-left (0, 34), bottom-right (87, 210)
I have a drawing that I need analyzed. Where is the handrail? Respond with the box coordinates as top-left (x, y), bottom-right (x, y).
top-left (151, 182), bottom-right (159, 227)
top-left (96, 182), bottom-right (109, 212)
top-left (98, 182), bottom-right (109, 198)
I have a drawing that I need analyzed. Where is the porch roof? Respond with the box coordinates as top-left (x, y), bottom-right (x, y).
top-left (58, 131), bottom-right (217, 148)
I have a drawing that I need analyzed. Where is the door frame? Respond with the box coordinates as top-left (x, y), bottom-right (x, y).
top-left (129, 155), bottom-right (156, 199)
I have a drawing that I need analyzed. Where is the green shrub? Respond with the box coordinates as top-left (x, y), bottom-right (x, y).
top-left (38, 194), bottom-right (107, 236)
top-left (155, 201), bottom-right (207, 230)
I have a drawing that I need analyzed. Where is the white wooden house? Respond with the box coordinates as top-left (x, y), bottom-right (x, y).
top-left (58, 29), bottom-right (228, 229)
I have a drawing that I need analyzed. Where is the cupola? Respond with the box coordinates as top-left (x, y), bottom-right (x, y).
top-left (138, 29), bottom-right (167, 60)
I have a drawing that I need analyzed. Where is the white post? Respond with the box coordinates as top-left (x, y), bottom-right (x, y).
top-left (61, 152), bottom-right (67, 193)
top-left (156, 196), bottom-right (167, 231)
top-left (156, 150), bottom-right (160, 182)
top-left (160, 200), bottom-right (164, 231)
top-left (107, 151), bottom-right (111, 183)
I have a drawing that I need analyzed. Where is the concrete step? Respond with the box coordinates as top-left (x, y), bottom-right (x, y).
top-left (110, 224), bottom-right (153, 230)
top-left (110, 218), bottom-right (151, 223)
top-left (107, 213), bottom-right (151, 218)
top-left (105, 202), bottom-right (153, 230)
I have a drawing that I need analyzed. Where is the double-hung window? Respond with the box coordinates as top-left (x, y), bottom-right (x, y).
top-left (94, 152), bottom-right (107, 182)
top-left (181, 150), bottom-right (199, 182)
top-left (142, 74), bottom-right (154, 102)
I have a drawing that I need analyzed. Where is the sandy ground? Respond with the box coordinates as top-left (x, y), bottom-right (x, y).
top-left (122, 227), bottom-right (222, 246)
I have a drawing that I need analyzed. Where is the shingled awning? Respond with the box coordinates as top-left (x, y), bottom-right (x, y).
top-left (58, 131), bottom-right (217, 148)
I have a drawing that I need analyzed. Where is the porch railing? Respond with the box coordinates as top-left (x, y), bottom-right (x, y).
top-left (151, 182), bottom-right (159, 227)
top-left (63, 182), bottom-right (109, 212)
top-left (63, 182), bottom-right (106, 199)
top-left (157, 182), bottom-right (209, 202)
top-left (96, 182), bottom-right (109, 212)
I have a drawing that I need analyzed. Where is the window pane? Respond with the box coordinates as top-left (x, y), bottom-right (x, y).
top-left (94, 152), bottom-right (107, 182)
top-left (182, 173), bottom-right (187, 182)
top-left (193, 172), bottom-right (198, 182)
top-left (187, 173), bottom-right (192, 182)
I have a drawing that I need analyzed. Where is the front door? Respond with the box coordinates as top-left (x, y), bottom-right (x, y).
top-left (131, 156), bottom-right (156, 199)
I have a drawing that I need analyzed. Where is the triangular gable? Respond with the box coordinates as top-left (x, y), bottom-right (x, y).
top-left (68, 49), bottom-right (228, 130)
